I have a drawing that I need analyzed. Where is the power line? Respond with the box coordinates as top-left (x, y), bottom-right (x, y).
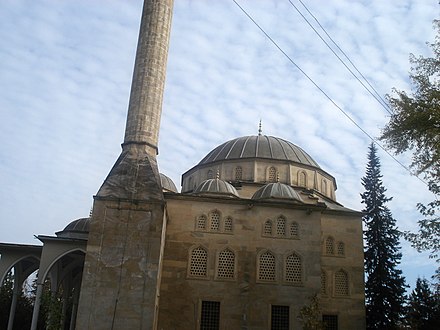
top-left (287, 0), bottom-right (392, 115)
top-left (232, 0), bottom-right (428, 187)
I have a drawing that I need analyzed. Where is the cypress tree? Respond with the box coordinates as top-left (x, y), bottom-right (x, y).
top-left (361, 143), bottom-right (407, 329)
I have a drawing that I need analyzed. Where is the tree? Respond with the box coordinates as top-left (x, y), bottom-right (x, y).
top-left (380, 20), bottom-right (440, 281)
top-left (297, 294), bottom-right (325, 330)
top-left (406, 277), bottom-right (440, 329)
top-left (361, 143), bottom-right (407, 330)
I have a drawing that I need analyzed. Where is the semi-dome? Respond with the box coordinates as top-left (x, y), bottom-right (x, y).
top-left (193, 178), bottom-right (239, 197)
top-left (198, 135), bottom-right (320, 168)
top-left (56, 217), bottom-right (90, 239)
top-left (160, 173), bottom-right (178, 192)
top-left (252, 182), bottom-right (303, 202)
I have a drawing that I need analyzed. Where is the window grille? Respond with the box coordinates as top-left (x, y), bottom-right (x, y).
top-left (298, 171), bottom-right (307, 187)
top-left (197, 215), bottom-right (207, 230)
top-left (235, 166), bottom-right (242, 180)
top-left (285, 253), bottom-right (302, 285)
top-left (335, 270), bottom-right (349, 296)
top-left (276, 217), bottom-right (286, 236)
top-left (217, 249), bottom-right (235, 279)
top-left (290, 222), bottom-right (298, 237)
top-left (207, 170), bottom-right (214, 179)
top-left (271, 305), bottom-right (289, 330)
top-left (337, 242), bottom-right (345, 256)
top-left (322, 315), bottom-right (338, 330)
top-left (321, 271), bottom-right (327, 295)
top-left (268, 167), bottom-right (277, 182)
top-left (325, 237), bottom-right (334, 255)
top-left (258, 251), bottom-right (276, 281)
top-left (264, 220), bottom-right (273, 236)
top-left (189, 247), bottom-right (208, 277)
top-left (200, 301), bottom-right (220, 330)
top-left (224, 217), bottom-right (233, 232)
top-left (210, 211), bottom-right (220, 231)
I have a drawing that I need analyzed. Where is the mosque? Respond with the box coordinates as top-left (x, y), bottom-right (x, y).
top-left (0, 1), bottom-right (365, 329)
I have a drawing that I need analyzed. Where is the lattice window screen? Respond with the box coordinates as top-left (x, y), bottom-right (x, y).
top-left (269, 167), bottom-right (277, 182)
top-left (276, 217), bottom-right (286, 236)
top-left (337, 242), bottom-right (345, 256)
top-left (290, 222), bottom-right (299, 237)
top-left (335, 270), bottom-right (349, 295)
top-left (285, 253), bottom-right (302, 284)
top-left (321, 271), bottom-right (327, 294)
top-left (197, 215), bottom-right (207, 230)
top-left (271, 305), bottom-right (289, 330)
top-left (210, 212), bottom-right (220, 231)
top-left (322, 315), bottom-right (338, 330)
top-left (235, 166), bottom-right (242, 180)
top-left (217, 249), bottom-right (235, 279)
top-left (207, 169), bottom-right (214, 179)
top-left (200, 301), bottom-right (220, 330)
top-left (224, 217), bottom-right (233, 232)
top-left (258, 251), bottom-right (276, 281)
top-left (325, 237), bottom-right (334, 255)
top-left (264, 220), bottom-right (272, 236)
top-left (298, 171), bottom-right (307, 187)
top-left (189, 247), bottom-right (208, 277)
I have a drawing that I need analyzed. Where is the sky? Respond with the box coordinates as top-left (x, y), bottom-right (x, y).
top-left (0, 0), bottom-right (438, 290)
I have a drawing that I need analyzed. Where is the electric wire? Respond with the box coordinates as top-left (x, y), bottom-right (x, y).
top-left (232, 0), bottom-right (429, 187)
top-left (287, 0), bottom-right (392, 115)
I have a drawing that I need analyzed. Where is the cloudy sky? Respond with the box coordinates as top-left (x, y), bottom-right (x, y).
top-left (0, 0), bottom-right (438, 289)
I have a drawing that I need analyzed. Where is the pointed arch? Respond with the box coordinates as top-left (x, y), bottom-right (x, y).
top-left (235, 166), bottom-right (243, 181)
top-left (285, 252), bottom-right (302, 285)
top-left (263, 219), bottom-right (273, 236)
top-left (276, 216), bottom-right (286, 236)
top-left (257, 250), bottom-right (276, 282)
top-left (325, 236), bottom-right (335, 255)
top-left (216, 248), bottom-right (236, 279)
top-left (298, 171), bottom-right (307, 187)
top-left (209, 210), bottom-right (221, 231)
top-left (188, 246), bottom-right (208, 278)
top-left (335, 269), bottom-right (349, 296)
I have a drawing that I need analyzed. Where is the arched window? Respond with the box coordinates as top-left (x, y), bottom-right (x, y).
top-left (207, 169), bottom-right (214, 179)
top-left (335, 270), bottom-right (349, 296)
top-left (224, 217), bottom-right (233, 233)
top-left (235, 166), bottom-right (242, 181)
top-left (321, 179), bottom-right (327, 195)
top-left (290, 222), bottom-right (299, 238)
top-left (210, 211), bottom-right (220, 231)
top-left (264, 220), bottom-right (273, 236)
top-left (258, 251), bottom-right (276, 281)
top-left (268, 166), bottom-right (277, 182)
top-left (196, 215), bottom-right (207, 231)
top-left (276, 216), bottom-right (286, 236)
top-left (321, 270), bottom-right (327, 295)
top-left (337, 242), bottom-right (345, 256)
top-left (217, 249), bottom-right (235, 279)
top-left (189, 247), bottom-right (208, 277)
top-left (298, 171), bottom-right (307, 187)
top-left (325, 237), bottom-right (335, 255)
top-left (285, 253), bottom-right (302, 285)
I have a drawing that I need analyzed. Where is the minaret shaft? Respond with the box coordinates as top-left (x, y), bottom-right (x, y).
top-left (124, 0), bottom-right (173, 154)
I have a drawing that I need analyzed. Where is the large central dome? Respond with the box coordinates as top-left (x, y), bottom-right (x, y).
top-left (198, 135), bottom-right (320, 168)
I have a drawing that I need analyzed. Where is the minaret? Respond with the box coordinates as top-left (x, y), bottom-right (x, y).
top-left (76, 1), bottom-right (173, 329)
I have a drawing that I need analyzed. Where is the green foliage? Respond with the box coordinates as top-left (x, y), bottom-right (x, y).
top-left (405, 277), bottom-right (440, 329)
top-left (297, 294), bottom-right (325, 330)
top-left (382, 19), bottom-right (440, 287)
top-left (361, 143), bottom-right (407, 330)
top-left (381, 20), bottom-right (440, 179)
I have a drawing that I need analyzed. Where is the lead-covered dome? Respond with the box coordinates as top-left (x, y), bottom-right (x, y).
top-left (160, 173), bottom-right (178, 192)
top-left (56, 217), bottom-right (90, 239)
top-left (193, 178), bottom-right (239, 197)
top-left (252, 182), bottom-right (303, 202)
top-left (198, 135), bottom-right (320, 168)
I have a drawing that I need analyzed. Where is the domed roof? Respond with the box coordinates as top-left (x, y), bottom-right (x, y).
top-left (252, 182), bottom-right (303, 202)
top-left (193, 178), bottom-right (239, 197)
top-left (198, 135), bottom-right (319, 168)
top-left (56, 217), bottom-right (90, 239)
top-left (160, 173), bottom-right (178, 192)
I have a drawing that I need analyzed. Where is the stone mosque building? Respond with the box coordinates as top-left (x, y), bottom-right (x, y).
top-left (0, 1), bottom-right (365, 329)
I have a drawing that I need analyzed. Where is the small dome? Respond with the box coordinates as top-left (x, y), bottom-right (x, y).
top-left (160, 173), bottom-right (178, 192)
top-left (193, 179), bottom-right (239, 197)
top-left (56, 217), bottom-right (90, 239)
top-left (252, 182), bottom-right (302, 202)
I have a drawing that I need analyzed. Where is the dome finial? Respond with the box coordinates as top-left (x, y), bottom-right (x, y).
top-left (276, 172), bottom-right (280, 182)
top-left (216, 169), bottom-right (220, 179)
top-left (258, 119), bottom-right (262, 136)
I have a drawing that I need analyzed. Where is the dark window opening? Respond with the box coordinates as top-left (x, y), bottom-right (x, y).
top-left (200, 300), bottom-right (220, 330)
top-left (322, 315), bottom-right (338, 330)
top-left (271, 305), bottom-right (289, 330)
